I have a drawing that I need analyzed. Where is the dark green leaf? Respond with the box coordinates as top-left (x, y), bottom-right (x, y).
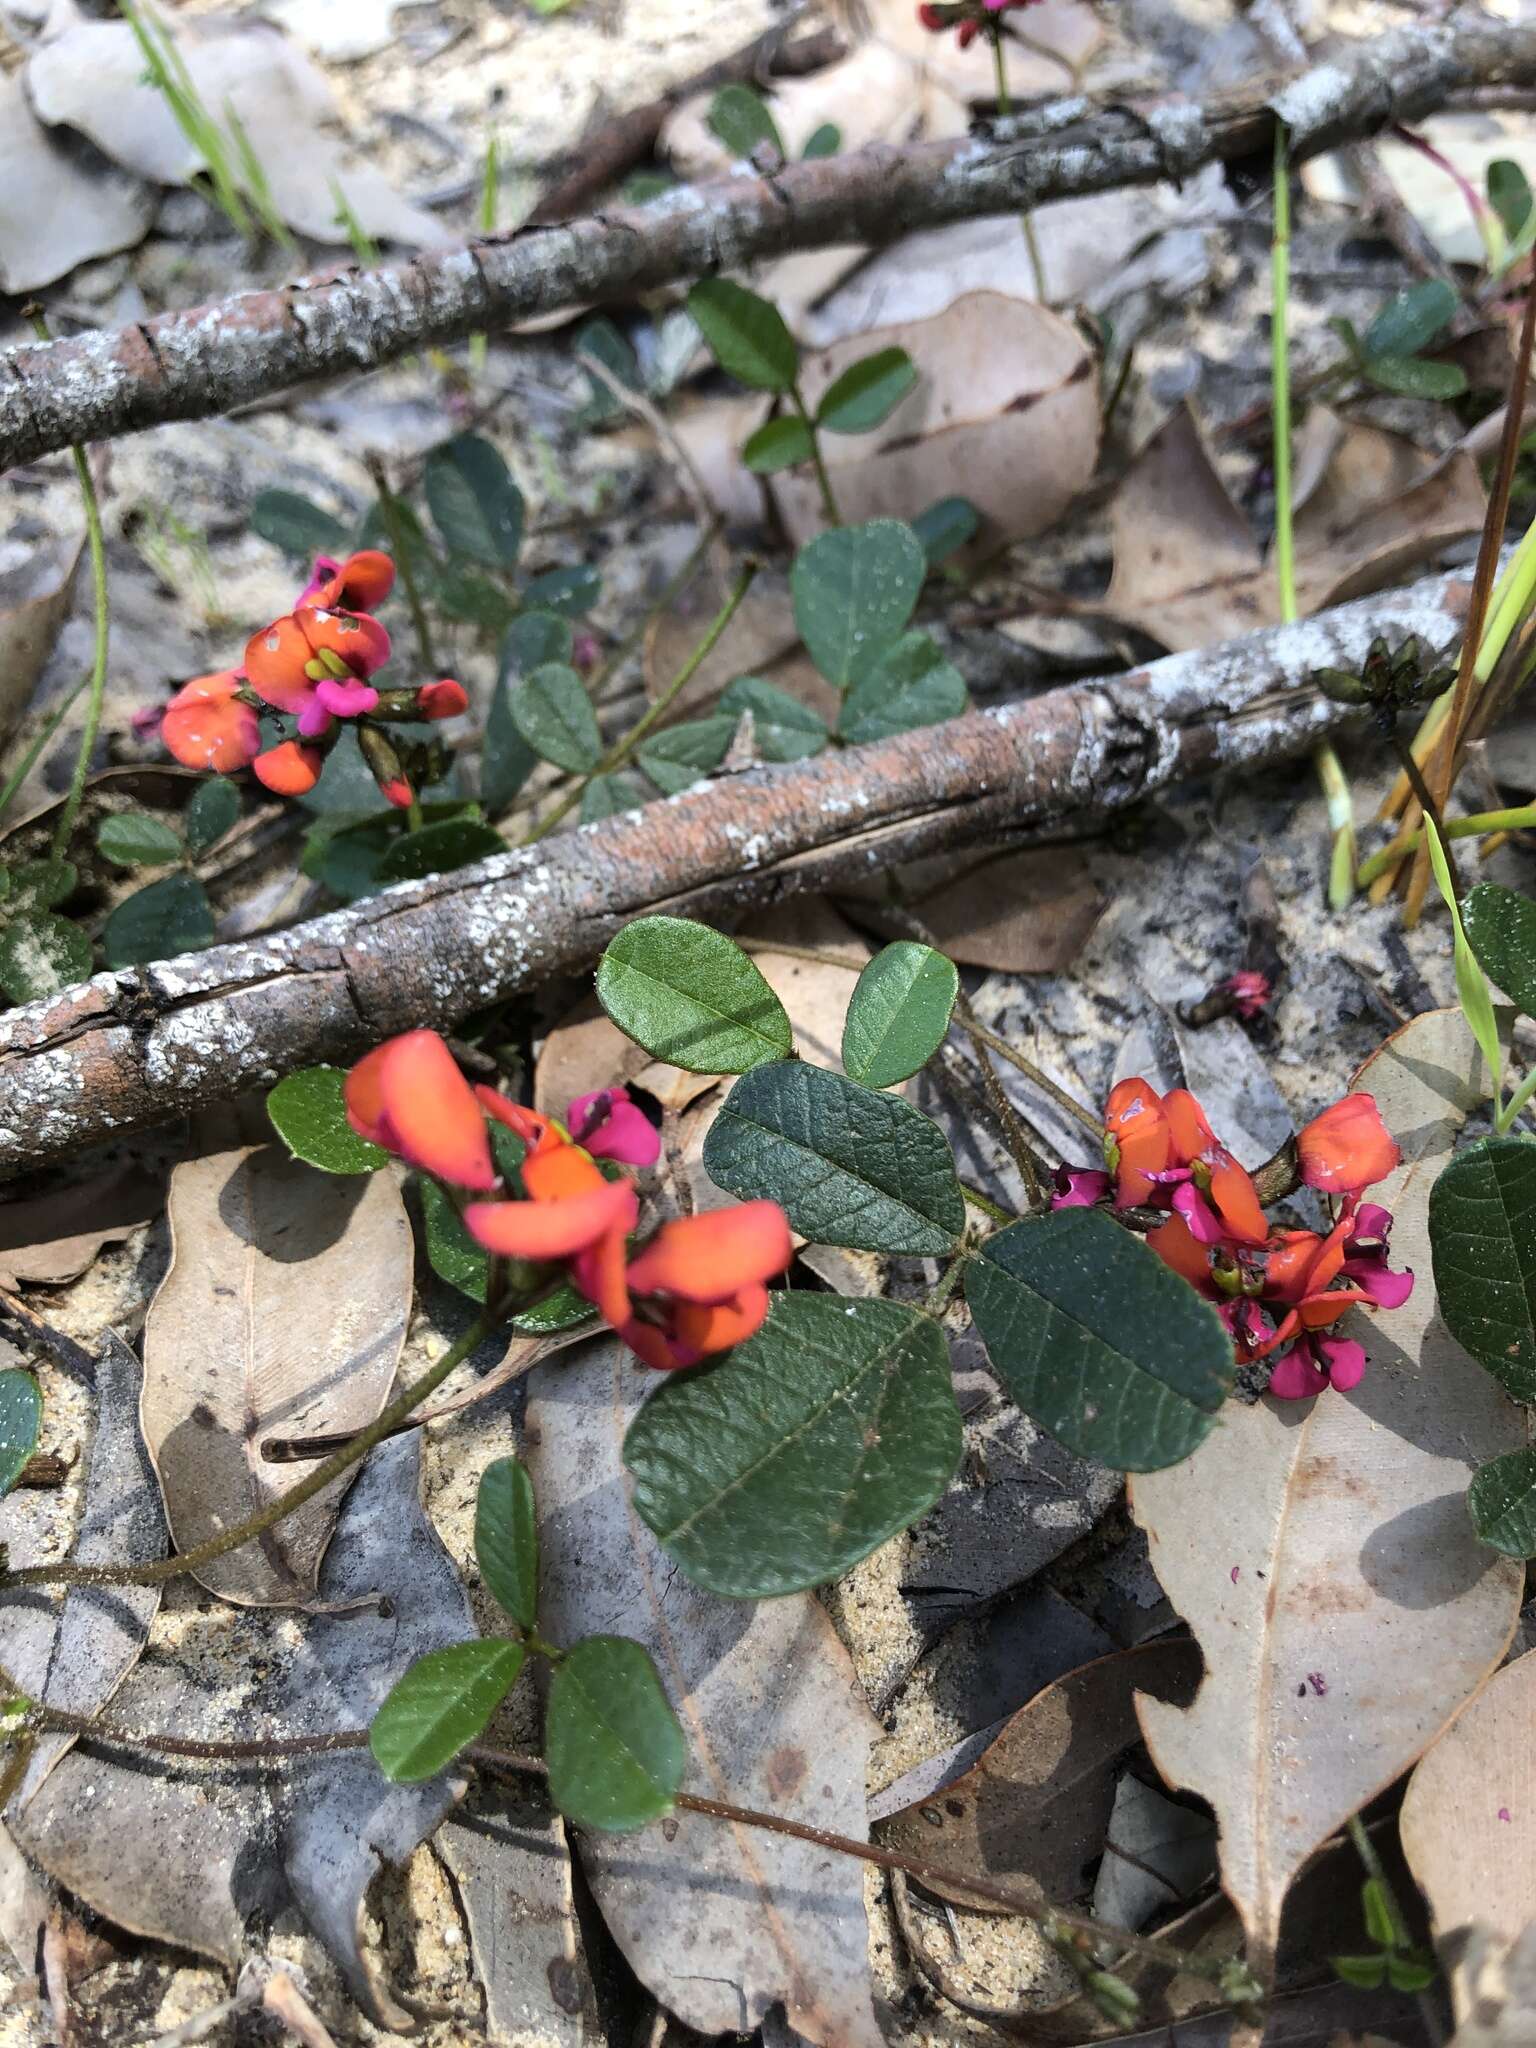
top-left (101, 874), bottom-right (215, 969)
top-left (437, 565), bottom-right (518, 635)
top-left (1464, 883), bottom-right (1536, 1017)
top-left (0, 1371), bottom-right (41, 1499)
top-left (10, 859), bottom-right (78, 913)
top-left (913, 496), bottom-right (980, 566)
top-left (707, 83), bottom-right (784, 162)
top-left (1362, 354), bottom-right (1468, 401)
top-left (251, 489), bottom-right (349, 561)
top-left (1490, 158), bottom-right (1533, 237)
top-left (482, 687), bottom-right (536, 813)
top-left (791, 518), bottom-right (927, 688)
top-left (816, 347), bottom-right (918, 434)
top-left (511, 1280), bottom-right (597, 1336)
top-left (838, 630), bottom-right (968, 743)
top-left (842, 940), bottom-right (958, 1088)
top-left (580, 772), bottom-right (650, 822)
top-left (421, 1175), bottom-right (492, 1300)
top-left (424, 432), bottom-right (524, 569)
top-left (719, 675), bottom-right (828, 761)
top-left (511, 663), bottom-right (601, 773)
top-left (267, 1065), bottom-right (389, 1174)
top-left (969, 1211), bottom-right (1232, 1470)
top-left (545, 1635), bottom-right (685, 1831)
top-left (184, 777), bottom-right (240, 854)
top-left (1332, 1956), bottom-right (1387, 1991)
top-left (596, 916), bottom-right (792, 1073)
top-left (1430, 1135), bottom-right (1536, 1401)
top-left (312, 814), bottom-right (401, 901)
top-left (521, 565), bottom-right (601, 618)
top-left (620, 170), bottom-right (674, 205)
top-left (703, 1060), bottom-right (963, 1254)
top-left (378, 818), bottom-right (504, 883)
top-left (298, 730), bottom-right (390, 817)
top-left (95, 812), bottom-right (183, 867)
top-left (369, 1639), bottom-right (526, 1782)
top-left (475, 1457), bottom-right (539, 1631)
top-left (575, 315), bottom-right (643, 425)
top-left (636, 715), bottom-right (736, 795)
top-left (802, 121), bottom-right (840, 159)
top-left (1468, 1446), bottom-right (1536, 1557)
top-left (501, 610), bottom-right (574, 680)
top-left (686, 279), bottom-right (798, 394)
top-left (0, 913), bottom-right (93, 1002)
top-left (742, 414), bottom-right (814, 474)
top-left (626, 1293), bottom-right (962, 1596)
top-left (1364, 280), bottom-right (1459, 360)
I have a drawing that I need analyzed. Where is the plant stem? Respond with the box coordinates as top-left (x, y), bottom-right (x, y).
top-left (4, 1307), bottom-right (500, 1591)
top-left (587, 522), bottom-right (722, 709)
top-left (1391, 727), bottom-right (1460, 898)
top-left (960, 1018), bottom-right (1102, 1137)
top-left (0, 674), bottom-right (91, 839)
top-left (788, 383), bottom-right (840, 528)
top-left (25, 311), bottom-right (110, 866)
top-left (958, 1001), bottom-right (1049, 1210)
top-left (1356, 801), bottom-right (1536, 886)
top-left (961, 1179), bottom-right (1014, 1224)
top-left (524, 562), bottom-right (758, 844)
top-left (366, 455), bottom-right (438, 675)
top-left (990, 30), bottom-right (1048, 302)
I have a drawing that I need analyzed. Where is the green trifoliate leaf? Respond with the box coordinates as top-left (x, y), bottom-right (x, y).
top-left (1364, 279), bottom-right (1458, 360)
top-left (0, 1370), bottom-right (41, 1498)
top-left (425, 431), bottom-right (524, 569)
top-left (184, 777), bottom-right (240, 854)
top-left (101, 874), bottom-right (215, 969)
top-left (377, 818), bottom-right (504, 883)
top-left (636, 715), bottom-right (736, 794)
top-left (815, 347), bottom-right (918, 434)
top-left (968, 1209), bottom-right (1232, 1470)
top-left (1361, 355), bottom-right (1467, 401)
top-left (475, 1457), bottom-right (539, 1631)
top-left (791, 518), bottom-right (926, 688)
top-left (1490, 158), bottom-right (1533, 238)
top-left (0, 912), bottom-right (93, 1002)
top-left (503, 610), bottom-right (575, 679)
top-left (719, 675), bottom-right (828, 761)
top-left (370, 1639), bottom-right (527, 1782)
top-left (1463, 883), bottom-right (1536, 1019)
top-left (510, 663), bottom-right (601, 774)
top-left (580, 772), bottom-right (650, 821)
top-left (741, 414), bottom-right (814, 474)
top-left (687, 278), bottom-right (798, 393)
top-left (707, 83), bottom-right (784, 162)
top-left (702, 1060), bottom-right (964, 1254)
top-left (96, 811), bottom-right (182, 867)
top-left (1468, 1446), bottom-right (1536, 1557)
top-left (802, 121), bottom-right (840, 159)
top-left (1429, 1135), bottom-right (1536, 1401)
top-left (597, 916), bottom-right (792, 1072)
top-left (267, 1065), bottom-right (388, 1174)
top-left (912, 496), bottom-right (980, 566)
top-left (10, 859), bottom-right (78, 913)
top-left (841, 940), bottom-right (958, 1088)
top-left (837, 630), bottom-right (967, 744)
top-left (521, 564), bottom-right (601, 618)
top-left (545, 1635), bottom-right (686, 1831)
top-left (251, 489), bottom-right (349, 562)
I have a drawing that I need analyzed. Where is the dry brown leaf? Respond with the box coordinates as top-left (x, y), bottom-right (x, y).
top-left (643, 562), bottom-right (800, 715)
top-left (525, 1335), bottom-right (884, 2048)
top-left (877, 1640), bottom-right (1201, 1911)
top-left (0, 72), bottom-right (153, 291)
top-left (1401, 1649), bottom-right (1536, 2022)
top-left (1104, 405), bottom-right (1486, 652)
top-left (0, 1166), bottom-right (161, 1290)
top-left (857, 844), bottom-right (1104, 974)
top-left (140, 1141), bottom-right (413, 1606)
top-left (774, 291), bottom-right (1099, 546)
top-left (1130, 1010), bottom-right (1526, 1980)
top-left (0, 535), bottom-right (82, 749)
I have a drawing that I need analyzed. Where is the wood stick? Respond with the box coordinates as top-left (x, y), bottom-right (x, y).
top-left (2, 16), bottom-right (1533, 471)
top-left (0, 565), bottom-right (1478, 1178)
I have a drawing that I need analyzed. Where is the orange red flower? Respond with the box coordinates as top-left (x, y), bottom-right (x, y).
top-left (345, 1029), bottom-right (497, 1192)
top-left (161, 670), bottom-right (261, 774)
top-left (1296, 1093), bottom-right (1400, 1196)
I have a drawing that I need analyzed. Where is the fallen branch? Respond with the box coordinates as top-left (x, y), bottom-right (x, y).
top-left (3, 16), bottom-right (1534, 470)
top-left (0, 567), bottom-right (1477, 1177)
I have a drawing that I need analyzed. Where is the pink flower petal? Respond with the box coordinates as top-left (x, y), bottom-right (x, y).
top-left (1172, 1181), bottom-right (1227, 1245)
top-left (568, 1086), bottom-right (661, 1168)
top-left (295, 698), bottom-right (336, 739)
top-left (1312, 1331), bottom-right (1368, 1390)
top-left (315, 676), bottom-right (380, 718)
top-left (1051, 1168), bottom-right (1111, 1209)
top-left (1267, 1347), bottom-right (1328, 1400)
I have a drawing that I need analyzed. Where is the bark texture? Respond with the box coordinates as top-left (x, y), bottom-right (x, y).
top-left (0, 567), bottom-right (1476, 1177)
top-left (3, 17), bottom-right (1534, 470)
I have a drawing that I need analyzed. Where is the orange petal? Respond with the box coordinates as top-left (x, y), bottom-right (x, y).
top-left (1104, 1078), bottom-right (1171, 1204)
top-left (1263, 1228), bottom-right (1325, 1303)
top-left (572, 1221), bottom-right (632, 1328)
top-left (297, 605), bottom-right (391, 679)
top-left (523, 1141), bottom-right (608, 1203)
top-left (344, 1043), bottom-right (393, 1149)
top-left (1209, 1154), bottom-right (1268, 1246)
top-left (162, 671), bottom-right (261, 773)
top-left (618, 1317), bottom-right (697, 1371)
top-left (1298, 1286), bottom-right (1373, 1329)
top-left (378, 1030), bottom-right (496, 1190)
top-left (466, 1178), bottom-right (638, 1259)
top-left (315, 550), bottom-right (395, 612)
top-left (1161, 1089), bottom-right (1217, 1167)
top-left (253, 740), bottom-right (323, 795)
top-left (1296, 1092), bottom-right (1401, 1195)
top-left (244, 614), bottom-right (320, 714)
top-left (626, 1201), bottom-right (792, 1304)
top-left (1146, 1213), bottom-right (1213, 1292)
top-left (475, 1087), bottom-right (559, 1156)
top-left (674, 1284), bottom-right (770, 1355)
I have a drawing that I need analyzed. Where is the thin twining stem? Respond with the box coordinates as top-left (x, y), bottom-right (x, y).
top-left (959, 1018), bottom-right (1102, 1139)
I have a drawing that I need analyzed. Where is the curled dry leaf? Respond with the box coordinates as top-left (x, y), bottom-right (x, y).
top-left (10, 1434), bottom-right (475, 2029)
top-left (774, 292), bottom-right (1100, 546)
top-left (876, 1640), bottom-right (1201, 1911)
top-left (0, 1165), bottom-right (161, 1291)
top-left (856, 844), bottom-right (1104, 975)
top-left (0, 534), bottom-right (82, 749)
top-left (1400, 1649), bottom-right (1536, 2023)
top-left (0, 72), bottom-right (153, 292)
top-left (1103, 404), bottom-right (1487, 651)
top-left (1130, 1010), bottom-right (1526, 1981)
top-left (525, 1336), bottom-right (884, 2048)
top-left (140, 1140), bottom-right (413, 1606)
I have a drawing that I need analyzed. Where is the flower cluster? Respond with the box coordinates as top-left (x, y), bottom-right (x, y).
top-left (344, 1030), bottom-right (793, 1371)
top-left (916, 0), bottom-right (1041, 48)
top-left (1055, 1082), bottom-right (1411, 1399)
top-left (159, 550), bottom-right (467, 806)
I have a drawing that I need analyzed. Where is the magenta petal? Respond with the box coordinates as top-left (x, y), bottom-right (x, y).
top-left (1051, 1168), bottom-right (1111, 1209)
top-left (297, 554), bottom-right (341, 606)
top-left (1313, 1331), bottom-right (1368, 1390)
top-left (589, 1103), bottom-right (661, 1167)
top-left (1172, 1181), bottom-right (1226, 1244)
top-left (295, 699), bottom-right (335, 738)
top-left (1268, 1347), bottom-right (1327, 1399)
top-left (1353, 1202), bottom-right (1393, 1240)
top-left (315, 676), bottom-right (380, 718)
top-left (1342, 1256), bottom-right (1414, 1309)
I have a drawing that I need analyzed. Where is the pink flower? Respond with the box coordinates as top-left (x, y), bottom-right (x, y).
top-left (1221, 970), bottom-right (1272, 1020)
top-left (567, 1086), bottom-right (661, 1168)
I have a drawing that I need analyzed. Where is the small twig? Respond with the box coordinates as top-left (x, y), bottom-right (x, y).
top-left (960, 1017), bottom-right (1102, 1138)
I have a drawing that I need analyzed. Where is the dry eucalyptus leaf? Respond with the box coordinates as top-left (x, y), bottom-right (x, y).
top-left (1103, 405), bottom-right (1486, 651)
top-left (10, 1434), bottom-right (474, 2029)
top-left (0, 535), bottom-right (82, 749)
top-left (1400, 1649), bottom-right (1536, 2022)
top-left (140, 1141), bottom-right (413, 1606)
top-left (0, 72), bottom-right (153, 291)
top-left (525, 1336), bottom-right (884, 2048)
top-left (1091, 1770), bottom-right (1218, 1932)
top-left (775, 292), bottom-right (1100, 546)
top-left (876, 1639), bottom-right (1200, 1911)
top-left (25, 4), bottom-right (448, 248)
top-left (0, 1166), bottom-right (161, 1291)
top-left (867, 845), bottom-right (1104, 975)
top-left (1131, 1010), bottom-right (1526, 1981)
